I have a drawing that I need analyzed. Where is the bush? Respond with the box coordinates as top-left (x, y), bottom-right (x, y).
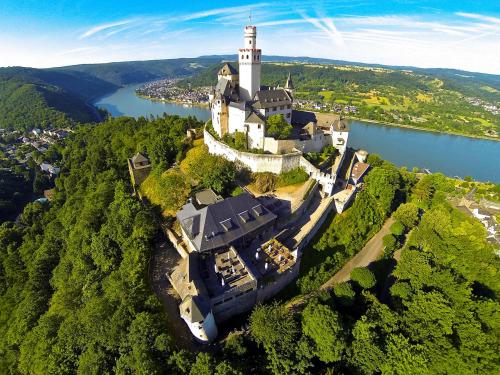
top-left (276, 167), bottom-right (309, 187)
top-left (231, 186), bottom-right (244, 196)
top-left (252, 172), bottom-right (277, 193)
top-left (351, 267), bottom-right (376, 289)
top-left (333, 282), bottom-right (356, 306)
top-left (390, 221), bottom-right (405, 236)
top-left (383, 234), bottom-right (399, 256)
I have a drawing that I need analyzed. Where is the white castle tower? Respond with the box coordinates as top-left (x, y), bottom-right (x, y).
top-left (238, 26), bottom-right (261, 101)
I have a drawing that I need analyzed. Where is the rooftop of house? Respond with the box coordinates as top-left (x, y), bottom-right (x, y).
top-left (351, 162), bottom-right (370, 181)
top-left (252, 88), bottom-right (292, 109)
top-left (218, 63), bottom-right (238, 76)
top-left (331, 117), bottom-right (349, 132)
top-left (194, 189), bottom-right (223, 207)
top-left (177, 193), bottom-right (277, 253)
top-left (333, 184), bottom-right (356, 204)
top-left (130, 152), bottom-right (150, 168)
top-left (201, 246), bottom-right (256, 298)
top-left (250, 238), bottom-right (295, 278)
top-left (180, 294), bottom-right (211, 323)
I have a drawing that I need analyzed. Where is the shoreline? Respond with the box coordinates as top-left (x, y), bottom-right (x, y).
top-left (135, 93), bottom-right (210, 108)
top-left (132, 89), bottom-right (498, 142)
top-left (308, 111), bottom-right (499, 142)
top-left (348, 116), bottom-right (499, 142)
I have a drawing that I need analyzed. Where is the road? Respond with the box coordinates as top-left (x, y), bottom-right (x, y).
top-left (287, 216), bottom-right (394, 310)
top-left (320, 217), bottom-right (395, 290)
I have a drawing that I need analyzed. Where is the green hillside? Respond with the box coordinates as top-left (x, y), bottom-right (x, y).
top-left (181, 61), bottom-right (500, 139)
top-left (0, 74), bottom-right (99, 130)
top-left (52, 57), bottom-right (221, 87)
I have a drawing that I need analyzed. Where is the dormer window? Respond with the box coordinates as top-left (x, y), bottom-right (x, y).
top-left (220, 218), bottom-right (235, 232)
top-left (252, 204), bottom-right (265, 216)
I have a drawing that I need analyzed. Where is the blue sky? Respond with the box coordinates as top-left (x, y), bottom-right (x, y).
top-left (1, 1), bottom-right (499, 73)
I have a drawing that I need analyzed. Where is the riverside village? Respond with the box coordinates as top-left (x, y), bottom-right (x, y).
top-left (129, 24), bottom-right (372, 343)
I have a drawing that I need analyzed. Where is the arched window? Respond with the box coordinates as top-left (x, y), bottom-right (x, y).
top-left (246, 55), bottom-right (249, 59)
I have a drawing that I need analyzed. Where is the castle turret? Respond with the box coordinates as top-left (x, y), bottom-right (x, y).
top-left (285, 72), bottom-right (294, 97)
top-left (238, 26), bottom-right (261, 101)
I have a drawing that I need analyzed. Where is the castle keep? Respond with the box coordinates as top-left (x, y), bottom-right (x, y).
top-left (206, 24), bottom-right (349, 196)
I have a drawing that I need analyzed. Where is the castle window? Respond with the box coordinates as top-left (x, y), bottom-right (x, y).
top-left (273, 107), bottom-right (277, 111)
top-left (287, 104), bottom-right (291, 109)
top-left (246, 55), bottom-right (249, 59)
top-left (258, 124), bottom-right (261, 129)
top-left (280, 105), bottom-right (284, 110)
top-left (241, 55), bottom-right (243, 59)
top-left (249, 40), bottom-right (252, 45)
top-left (257, 55), bottom-right (259, 60)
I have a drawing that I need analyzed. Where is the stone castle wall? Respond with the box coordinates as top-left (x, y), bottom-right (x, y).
top-left (204, 129), bottom-right (336, 195)
top-left (204, 129), bottom-right (302, 174)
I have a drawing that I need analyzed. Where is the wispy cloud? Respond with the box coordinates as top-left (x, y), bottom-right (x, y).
top-left (79, 19), bottom-right (136, 39)
top-left (56, 46), bottom-right (100, 56)
top-left (180, 3), bottom-right (270, 22)
top-left (456, 12), bottom-right (500, 24)
top-left (300, 13), bottom-right (344, 47)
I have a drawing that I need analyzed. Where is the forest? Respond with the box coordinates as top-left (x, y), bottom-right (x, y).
top-left (0, 114), bottom-right (498, 374)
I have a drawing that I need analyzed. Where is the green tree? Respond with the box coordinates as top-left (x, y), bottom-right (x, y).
top-left (390, 221), bottom-right (405, 236)
top-left (266, 114), bottom-right (292, 139)
top-left (190, 353), bottom-right (214, 375)
top-left (351, 267), bottom-right (376, 289)
top-left (333, 282), bottom-right (356, 306)
top-left (302, 301), bottom-right (346, 363)
top-left (393, 202), bottom-right (419, 228)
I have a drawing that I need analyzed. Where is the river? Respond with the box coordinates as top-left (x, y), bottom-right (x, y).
top-left (95, 84), bottom-right (499, 182)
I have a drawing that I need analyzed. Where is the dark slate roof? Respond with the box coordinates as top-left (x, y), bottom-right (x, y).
top-left (131, 152), bottom-right (149, 165)
top-left (195, 189), bottom-right (223, 207)
top-left (292, 110), bottom-right (317, 126)
top-left (332, 117), bottom-right (349, 132)
top-left (218, 63), bottom-right (238, 76)
top-left (214, 77), bottom-right (239, 102)
top-left (177, 193), bottom-right (277, 253)
top-left (245, 111), bottom-right (265, 124)
top-left (252, 88), bottom-right (292, 109)
top-left (180, 295), bottom-right (211, 323)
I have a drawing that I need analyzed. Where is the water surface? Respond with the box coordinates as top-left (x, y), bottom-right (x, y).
top-left (94, 85), bottom-right (499, 182)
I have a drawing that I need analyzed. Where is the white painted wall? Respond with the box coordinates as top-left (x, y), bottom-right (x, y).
top-left (246, 122), bottom-right (265, 149)
top-left (181, 309), bottom-right (218, 343)
top-left (331, 130), bottom-right (349, 154)
top-left (228, 106), bottom-right (246, 134)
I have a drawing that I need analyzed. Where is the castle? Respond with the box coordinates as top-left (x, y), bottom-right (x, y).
top-left (164, 25), bottom-right (362, 344)
top-left (208, 25), bottom-right (349, 163)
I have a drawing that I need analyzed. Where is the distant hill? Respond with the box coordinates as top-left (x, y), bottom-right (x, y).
top-left (1, 55), bottom-right (498, 132)
top-left (50, 57), bottom-right (222, 89)
top-left (0, 68), bottom-right (103, 130)
top-left (0, 57), bottom-right (221, 130)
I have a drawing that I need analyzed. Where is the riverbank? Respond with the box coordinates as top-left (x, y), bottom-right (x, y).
top-left (136, 93), bottom-right (210, 108)
top-left (347, 116), bottom-right (500, 142)
top-left (307, 109), bottom-right (499, 142)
